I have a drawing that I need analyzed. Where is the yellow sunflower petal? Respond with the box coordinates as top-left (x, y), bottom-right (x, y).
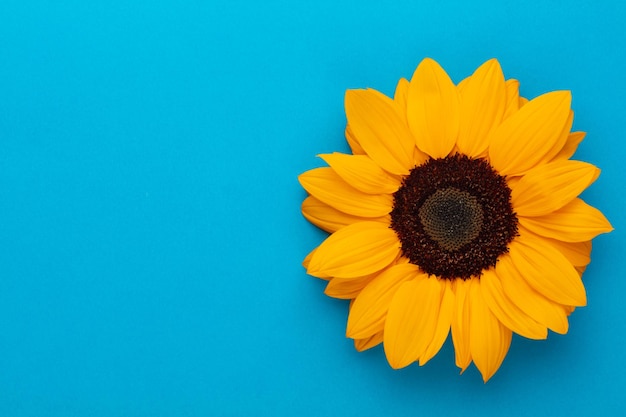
top-left (302, 196), bottom-right (390, 234)
top-left (347, 263), bottom-right (424, 339)
top-left (547, 110), bottom-right (575, 162)
top-left (384, 278), bottom-right (443, 369)
top-left (451, 278), bottom-right (474, 372)
top-left (325, 274), bottom-right (377, 299)
top-left (407, 58), bottom-right (460, 158)
top-left (457, 59), bottom-right (506, 157)
top-left (412, 146), bottom-right (430, 167)
top-left (394, 78), bottom-right (410, 102)
top-left (298, 167), bottom-right (393, 217)
top-left (394, 78), bottom-right (432, 166)
top-left (519, 96), bottom-right (529, 107)
top-left (519, 198), bottom-right (613, 242)
top-left (496, 254), bottom-right (569, 334)
top-left (480, 269), bottom-right (547, 339)
top-left (345, 89), bottom-right (415, 175)
top-left (519, 223), bottom-right (592, 267)
top-left (302, 247), bottom-right (330, 280)
top-left (511, 160), bottom-right (600, 217)
top-left (552, 131), bottom-right (586, 161)
top-left (302, 247), bottom-right (314, 269)
top-left (394, 78), bottom-right (410, 123)
top-left (319, 153), bottom-right (402, 195)
top-left (420, 279), bottom-right (455, 366)
top-left (543, 237), bottom-right (591, 267)
top-left (488, 91), bottom-right (572, 176)
top-left (505, 175), bottom-right (521, 190)
top-left (503, 79), bottom-right (520, 120)
top-left (307, 221), bottom-right (400, 278)
top-left (508, 236), bottom-right (586, 306)
top-left (345, 125), bottom-right (366, 155)
top-left (469, 280), bottom-right (513, 383)
top-left (354, 331), bottom-right (384, 352)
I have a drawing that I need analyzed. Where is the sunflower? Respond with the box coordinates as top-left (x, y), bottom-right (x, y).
top-left (298, 58), bottom-right (613, 382)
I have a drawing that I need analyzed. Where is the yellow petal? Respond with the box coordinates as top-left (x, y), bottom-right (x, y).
top-left (383, 278), bottom-right (443, 369)
top-left (547, 110), bottom-right (574, 162)
top-left (298, 167), bottom-right (393, 217)
top-left (519, 222), bottom-right (592, 267)
top-left (302, 247), bottom-right (330, 280)
top-left (451, 278), bottom-right (473, 372)
top-left (354, 331), bottom-right (384, 352)
top-left (307, 221), bottom-right (400, 278)
top-left (496, 254), bottom-right (569, 334)
top-left (319, 153), bottom-right (401, 195)
top-left (519, 198), bottom-right (613, 242)
top-left (544, 237), bottom-right (591, 267)
top-left (394, 79), bottom-right (432, 165)
top-left (511, 160), bottom-right (600, 217)
top-left (345, 89), bottom-right (415, 175)
top-left (508, 236), bottom-right (587, 306)
top-left (480, 269), bottom-right (547, 339)
top-left (469, 281), bottom-right (512, 383)
top-left (412, 146), bottom-right (430, 167)
top-left (519, 97), bottom-right (529, 107)
top-left (505, 175), bottom-right (521, 190)
top-left (407, 58), bottom-right (460, 158)
top-left (488, 91), bottom-right (572, 176)
top-left (564, 305), bottom-right (576, 315)
top-left (419, 279), bottom-right (455, 366)
top-left (552, 131), bottom-right (586, 161)
top-left (347, 263), bottom-right (424, 339)
top-left (502, 79), bottom-right (520, 120)
top-left (457, 59), bottom-right (506, 157)
top-left (302, 196), bottom-right (390, 234)
top-left (345, 125), bottom-right (366, 155)
top-left (393, 77), bottom-right (410, 124)
top-left (394, 78), bottom-right (410, 103)
top-left (325, 274), bottom-right (377, 299)
top-left (302, 247), bottom-right (314, 269)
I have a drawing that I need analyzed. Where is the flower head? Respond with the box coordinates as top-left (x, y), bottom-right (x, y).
top-left (299, 58), bottom-right (613, 382)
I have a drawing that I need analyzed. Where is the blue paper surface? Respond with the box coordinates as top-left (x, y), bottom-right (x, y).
top-left (0, 0), bottom-right (624, 415)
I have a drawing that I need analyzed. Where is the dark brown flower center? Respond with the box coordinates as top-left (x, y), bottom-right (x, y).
top-left (418, 188), bottom-right (484, 252)
top-left (390, 154), bottom-right (518, 279)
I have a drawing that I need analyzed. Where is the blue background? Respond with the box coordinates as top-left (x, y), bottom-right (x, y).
top-left (0, 0), bottom-right (623, 415)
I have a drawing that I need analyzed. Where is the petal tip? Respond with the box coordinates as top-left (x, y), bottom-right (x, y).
top-left (483, 57), bottom-right (502, 70)
top-left (552, 90), bottom-right (572, 106)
